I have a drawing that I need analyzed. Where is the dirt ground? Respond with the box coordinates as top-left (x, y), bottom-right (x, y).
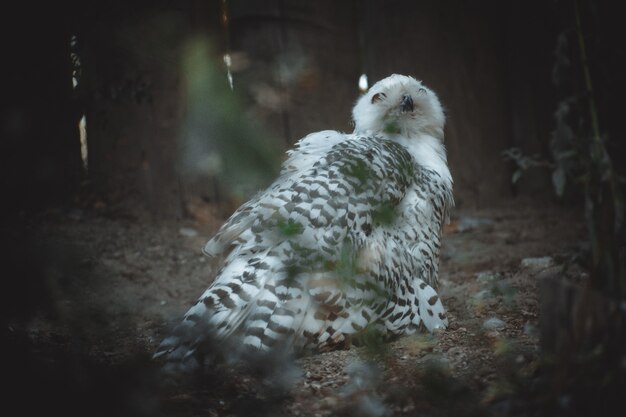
top-left (4, 198), bottom-right (588, 417)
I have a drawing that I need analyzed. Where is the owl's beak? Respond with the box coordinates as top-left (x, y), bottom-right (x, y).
top-left (400, 94), bottom-right (414, 112)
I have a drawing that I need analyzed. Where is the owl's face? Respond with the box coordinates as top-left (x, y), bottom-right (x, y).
top-left (352, 74), bottom-right (445, 140)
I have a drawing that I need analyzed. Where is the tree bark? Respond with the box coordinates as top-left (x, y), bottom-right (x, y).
top-left (2, 4), bottom-right (82, 215)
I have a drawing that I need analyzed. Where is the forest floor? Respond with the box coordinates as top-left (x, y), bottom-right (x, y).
top-left (4, 198), bottom-right (588, 417)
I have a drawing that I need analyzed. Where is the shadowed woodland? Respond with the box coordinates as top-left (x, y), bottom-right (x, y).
top-left (2, 1), bottom-right (625, 416)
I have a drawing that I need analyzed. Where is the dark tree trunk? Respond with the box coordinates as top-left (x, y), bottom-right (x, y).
top-left (76, 4), bottom-right (187, 218)
top-left (10, 0), bottom-right (592, 221)
top-left (2, 4), bottom-right (82, 215)
top-left (75, 1), bottom-right (229, 219)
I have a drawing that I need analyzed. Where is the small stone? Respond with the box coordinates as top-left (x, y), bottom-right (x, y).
top-left (472, 289), bottom-right (492, 302)
top-left (523, 322), bottom-right (538, 336)
top-left (476, 271), bottom-right (499, 283)
top-left (520, 256), bottom-right (554, 271)
top-left (179, 227), bottom-right (198, 237)
top-left (322, 397), bottom-right (338, 408)
top-left (457, 216), bottom-right (494, 232)
top-left (67, 208), bottom-right (84, 220)
top-left (483, 317), bottom-right (506, 330)
top-left (558, 395), bottom-right (571, 409)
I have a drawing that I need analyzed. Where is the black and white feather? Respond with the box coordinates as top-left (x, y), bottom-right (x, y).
top-left (155, 74), bottom-right (453, 366)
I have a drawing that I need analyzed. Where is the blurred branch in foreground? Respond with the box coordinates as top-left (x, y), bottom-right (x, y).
top-left (178, 36), bottom-right (282, 205)
top-left (498, 1), bottom-right (626, 415)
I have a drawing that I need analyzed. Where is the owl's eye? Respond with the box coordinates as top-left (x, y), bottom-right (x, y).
top-left (371, 92), bottom-right (386, 104)
top-left (418, 87), bottom-right (427, 94)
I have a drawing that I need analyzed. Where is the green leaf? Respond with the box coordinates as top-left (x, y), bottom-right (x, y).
top-left (276, 219), bottom-right (304, 236)
top-left (383, 121), bottom-right (401, 134)
top-left (372, 201), bottom-right (396, 225)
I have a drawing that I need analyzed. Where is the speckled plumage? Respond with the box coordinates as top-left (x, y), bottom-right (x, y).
top-left (155, 74), bottom-right (453, 365)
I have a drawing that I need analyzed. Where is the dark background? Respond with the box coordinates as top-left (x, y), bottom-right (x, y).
top-left (4, 0), bottom-right (624, 219)
top-left (2, 1), bottom-right (625, 416)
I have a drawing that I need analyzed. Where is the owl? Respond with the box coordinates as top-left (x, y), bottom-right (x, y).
top-left (155, 74), bottom-right (453, 367)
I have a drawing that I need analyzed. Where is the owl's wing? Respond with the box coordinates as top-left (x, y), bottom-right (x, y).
top-left (204, 133), bottom-right (416, 259)
top-left (202, 130), bottom-right (349, 258)
top-left (156, 135), bottom-right (420, 362)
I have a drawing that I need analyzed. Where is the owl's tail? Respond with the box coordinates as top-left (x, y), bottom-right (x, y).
top-left (152, 250), bottom-right (309, 370)
top-left (412, 277), bottom-right (448, 332)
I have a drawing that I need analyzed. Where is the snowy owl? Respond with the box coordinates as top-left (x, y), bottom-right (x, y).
top-left (155, 74), bottom-right (453, 367)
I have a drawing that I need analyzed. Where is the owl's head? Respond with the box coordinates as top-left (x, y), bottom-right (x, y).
top-left (352, 74), bottom-right (445, 140)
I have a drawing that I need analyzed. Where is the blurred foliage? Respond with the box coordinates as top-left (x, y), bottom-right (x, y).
top-left (498, 3), bottom-right (626, 416)
top-left (353, 325), bottom-right (391, 362)
top-left (178, 37), bottom-right (282, 201)
top-left (558, 0), bottom-right (624, 295)
top-left (503, 0), bottom-right (625, 296)
top-left (502, 148), bottom-right (553, 186)
top-left (418, 359), bottom-right (486, 417)
top-left (276, 218), bottom-right (306, 237)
